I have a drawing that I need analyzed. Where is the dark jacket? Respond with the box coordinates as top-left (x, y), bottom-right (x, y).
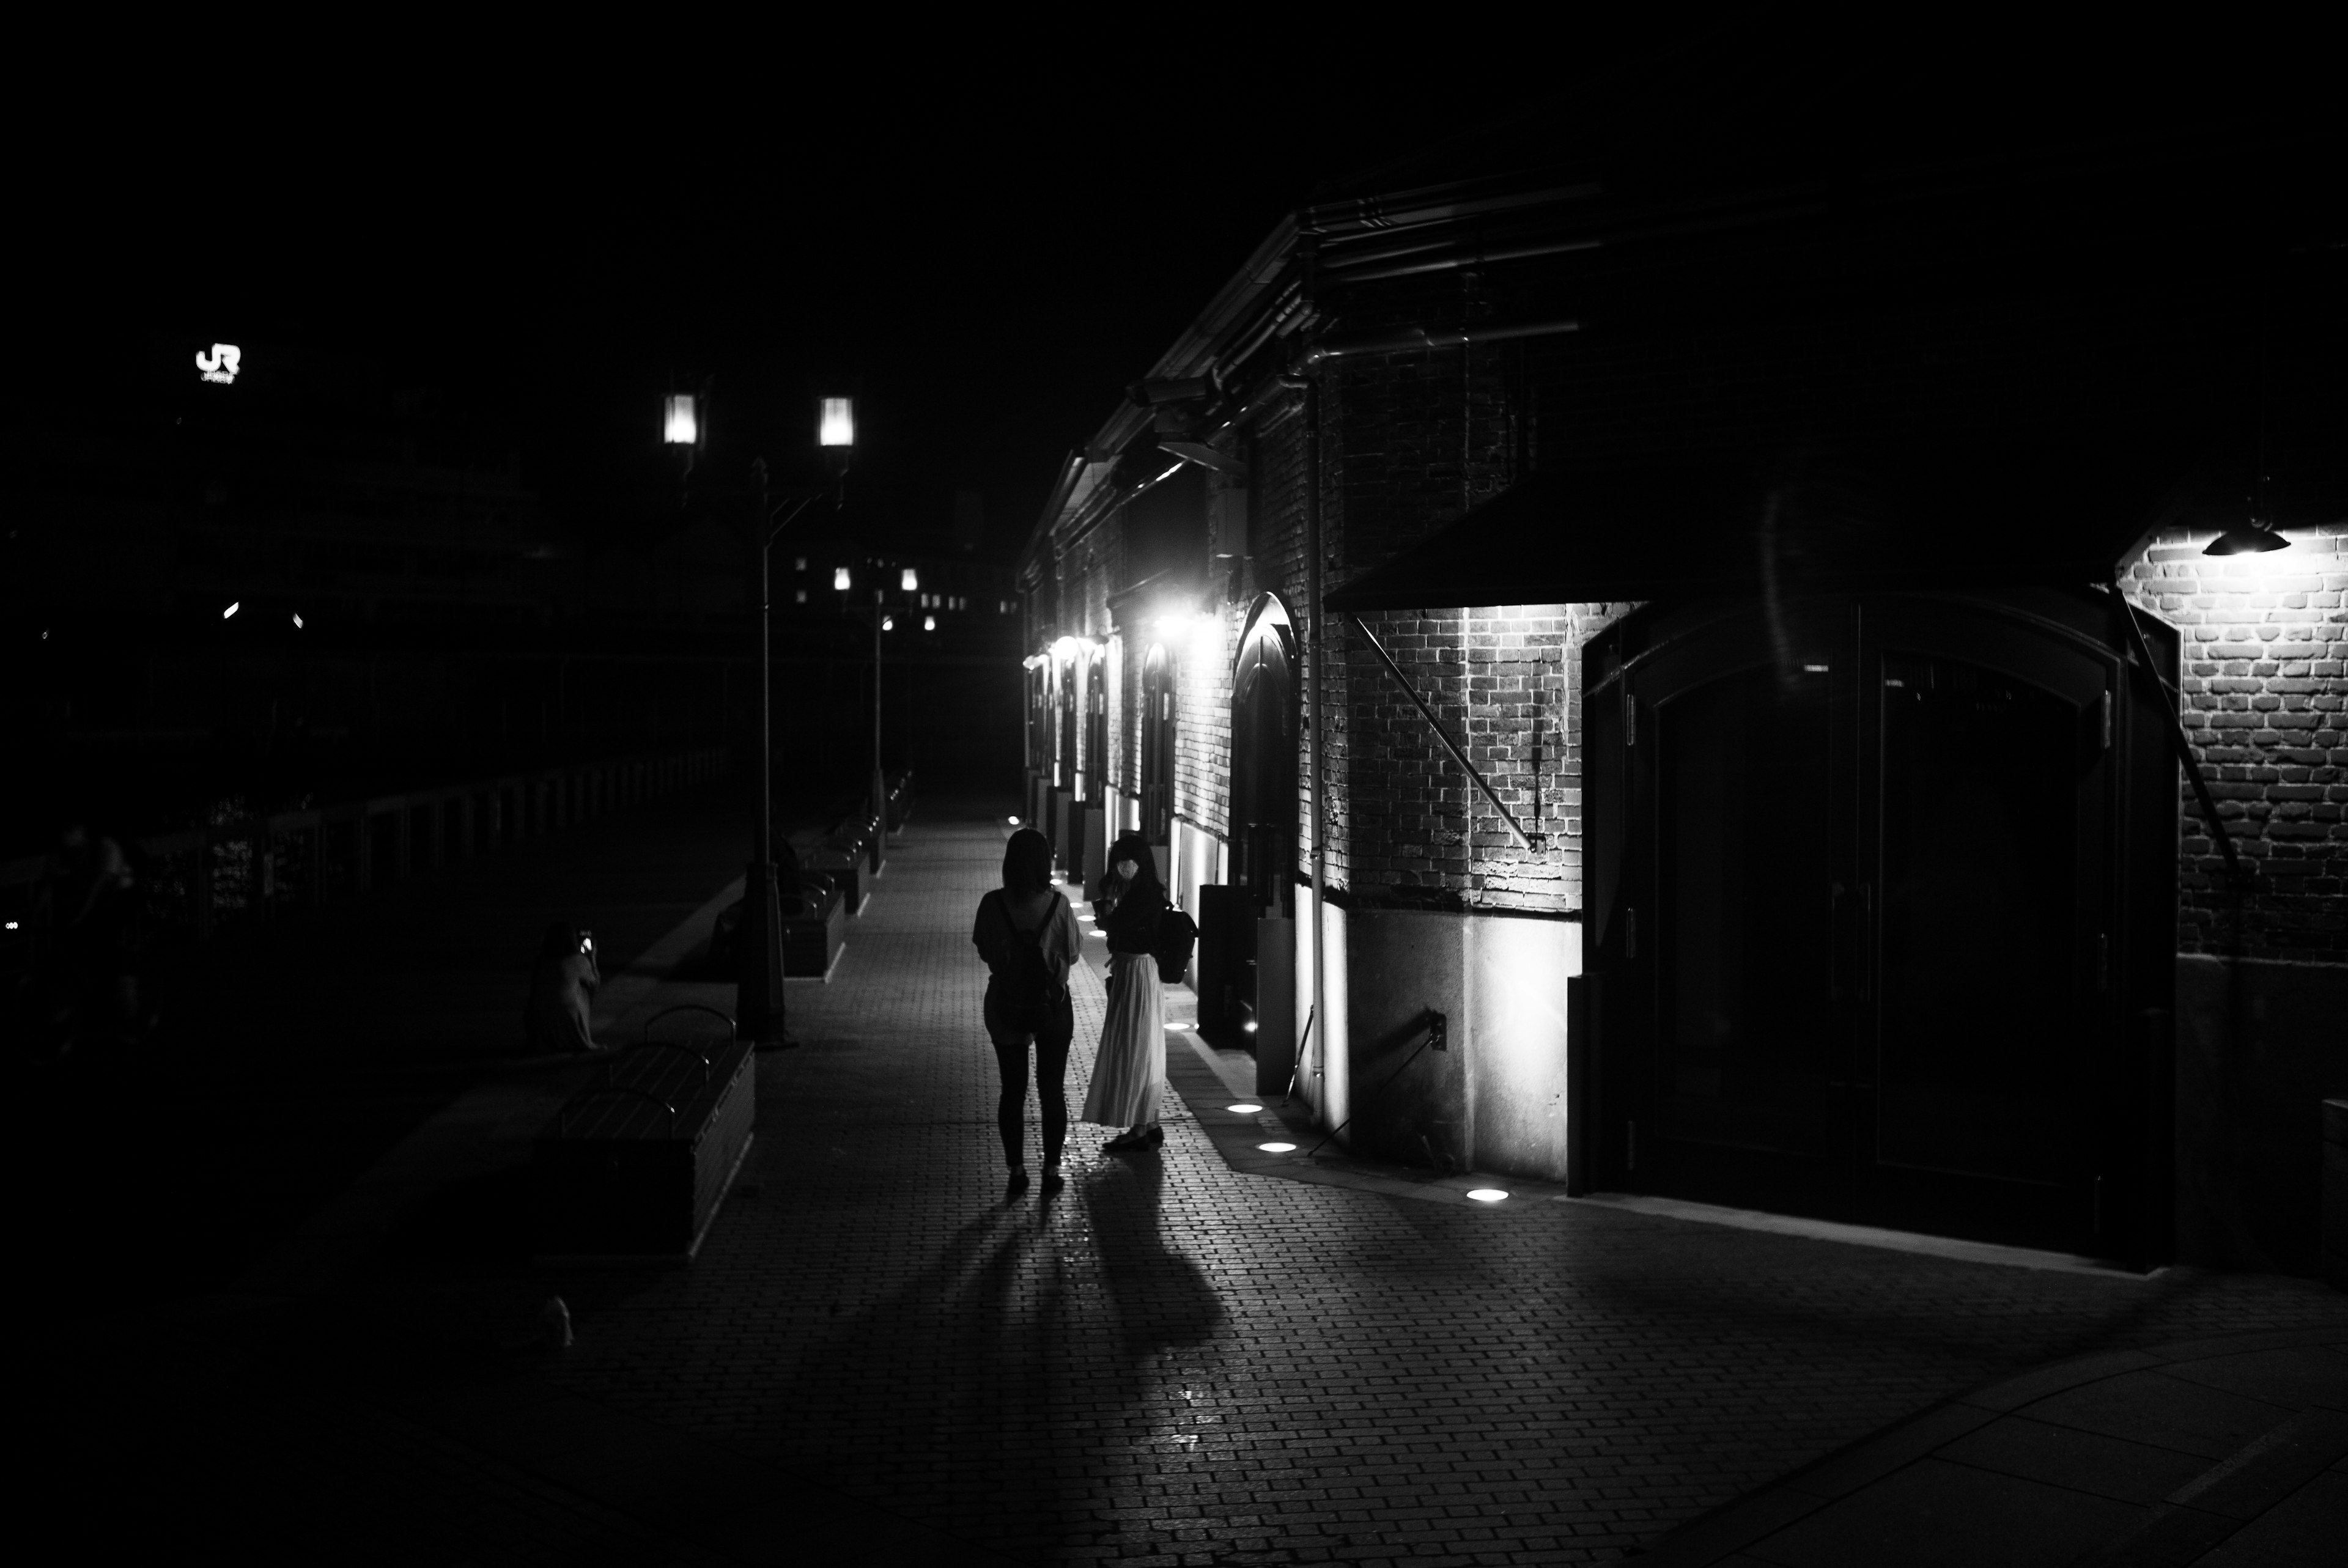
top-left (1100, 884), bottom-right (1164, 956)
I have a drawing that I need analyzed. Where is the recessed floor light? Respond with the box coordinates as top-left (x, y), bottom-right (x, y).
top-left (1166, 1021), bottom-right (1194, 1031)
top-left (1228, 1103), bottom-right (1263, 1114)
top-left (1466, 1188), bottom-right (1508, 1202)
top-left (1259, 1141), bottom-right (1296, 1153)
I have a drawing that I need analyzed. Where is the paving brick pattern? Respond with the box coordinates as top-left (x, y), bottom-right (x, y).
top-left (513, 820), bottom-right (2347, 1565)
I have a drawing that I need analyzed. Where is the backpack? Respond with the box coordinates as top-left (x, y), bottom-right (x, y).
top-left (1000, 893), bottom-right (1064, 1029)
top-left (1152, 905), bottom-right (1198, 985)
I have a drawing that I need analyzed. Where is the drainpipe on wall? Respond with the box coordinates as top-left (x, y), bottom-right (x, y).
top-left (1297, 241), bottom-right (1330, 1120)
top-left (1304, 372), bottom-right (1327, 1114)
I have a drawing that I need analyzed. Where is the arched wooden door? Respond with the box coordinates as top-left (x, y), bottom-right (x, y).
top-left (1231, 604), bottom-right (1298, 915)
top-left (1585, 589), bottom-right (2174, 1259)
top-left (1140, 642), bottom-right (1176, 846)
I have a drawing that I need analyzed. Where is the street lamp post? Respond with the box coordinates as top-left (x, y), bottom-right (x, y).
top-left (834, 559), bottom-right (912, 879)
top-left (666, 389), bottom-right (848, 1050)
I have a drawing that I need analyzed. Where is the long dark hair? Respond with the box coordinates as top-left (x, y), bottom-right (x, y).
top-left (1002, 826), bottom-right (1053, 895)
top-left (1105, 832), bottom-right (1165, 909)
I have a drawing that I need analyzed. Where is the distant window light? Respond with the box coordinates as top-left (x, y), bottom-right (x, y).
top-left (662, 393), bottom-right (699, 445)
top-left (833, 567), bottom-right (851, 591)
top-left (794, 557), bottom-right (807, 572)
top-left (818, 397), bottom-right (855, 447)
top-left (794, 589), bottom-right (807, 604)
top-left (195, 343), bottom-right (242, 385)
top-left (222, 601), bottom-right (240, 619)
top-left (1802, 663), bottom-right (1830, 674)
top-left (291, 613), bottom-right (304, 628)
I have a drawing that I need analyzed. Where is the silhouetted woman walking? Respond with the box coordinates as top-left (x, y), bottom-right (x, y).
top-left (972, 827), bottom-right (1082, 1193)
top-left (1082, 833), bottom-right (1167, 1151)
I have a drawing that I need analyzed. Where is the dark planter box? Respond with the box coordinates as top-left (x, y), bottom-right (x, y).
top-left (783, 880), bottom-right (846, 977)
top-left (532, 1039), bottom-right (756, 1264)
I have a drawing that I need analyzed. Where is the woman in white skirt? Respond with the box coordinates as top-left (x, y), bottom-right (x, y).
top-left (1082, 833), bottom-right (1168, 1151)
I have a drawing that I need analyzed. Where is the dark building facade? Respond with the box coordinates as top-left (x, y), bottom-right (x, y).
top-left (1018, 112), bottom-right (2343, 1271)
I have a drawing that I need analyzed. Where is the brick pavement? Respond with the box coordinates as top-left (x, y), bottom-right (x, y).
top-left (49, 809), bottom-right (2347, 1564)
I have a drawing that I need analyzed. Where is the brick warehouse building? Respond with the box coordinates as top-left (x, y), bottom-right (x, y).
top-left (1017, 100), bottom-right (2343, 1272)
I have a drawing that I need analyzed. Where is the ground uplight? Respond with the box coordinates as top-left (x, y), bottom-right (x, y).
top-left (1466, 1188), bottom-right (1509, 1202)
top-left (1228, 1103), bottom-right (1263, 1114)
top-left (1260, 1141), bottom-right (1296, 1153)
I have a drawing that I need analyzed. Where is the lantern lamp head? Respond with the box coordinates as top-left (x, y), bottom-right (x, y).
top-left (923, 615), bottom-right (936, 632)
top-left (819, 397), bottom-right (855, 449)
top-left (663, 394), bottom-right (700, 447)
top-left (901, 567), bottom-right (918, 592)
top-left (833, 566), bottom-right (851, 592)
top-left (2202, 520), bottom-right (2291, 556)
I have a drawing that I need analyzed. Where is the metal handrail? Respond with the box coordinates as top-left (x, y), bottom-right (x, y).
top-left (559, 1085), bottom-right (677, 1138)
top-left (637, 1004), bottom-right (737, 1085)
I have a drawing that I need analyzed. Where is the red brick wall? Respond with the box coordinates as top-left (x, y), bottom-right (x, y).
top-left (1334, 602), bottom-right (1631, 913)
top-left (2120, 523), bottom-right (2347, 959)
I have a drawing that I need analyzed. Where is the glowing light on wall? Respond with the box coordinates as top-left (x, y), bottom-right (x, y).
top-left (834, 567), bottom-right (851, 591)
top-left (291, 613), bottom-right (304, 628)
top-left (818, 397), bottom-right (855, 447)
top-left (195, 344), bottom-right (242, 384)
top-left (222, 602), bottom-right (240, 619)
top-left (662, 394), bottom-right (699, 445)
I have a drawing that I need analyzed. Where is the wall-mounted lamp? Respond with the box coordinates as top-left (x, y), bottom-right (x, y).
top-left (833, 566), bottom-right (852, 591)
top-left (818, 397), bottom-right (855, 448)
top-left (2203, 519), bottom-right (2292, 556)
top-left (662, 394), bottom-right (700, 446)
top-left (901, 567), bottom-right (919, 592)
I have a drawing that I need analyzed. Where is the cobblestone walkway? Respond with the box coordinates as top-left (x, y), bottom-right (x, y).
top-left (50, 815), bottom-right (2344, 1564)
top-left (506, 820), bottom-right (2348, 1563)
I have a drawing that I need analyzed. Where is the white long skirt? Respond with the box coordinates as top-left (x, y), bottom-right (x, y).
top-left (1080, 952), bottom-right (1165, 1127)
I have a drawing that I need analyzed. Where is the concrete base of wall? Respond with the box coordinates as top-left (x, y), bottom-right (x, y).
top-left (2175, 954), bottom-right (2348, 1275)
top-left (1327, 905), bottom-right (1581, 1185)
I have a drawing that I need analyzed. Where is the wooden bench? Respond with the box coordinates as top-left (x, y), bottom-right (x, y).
top-left (532, 1008), bottom-right (755, 1264)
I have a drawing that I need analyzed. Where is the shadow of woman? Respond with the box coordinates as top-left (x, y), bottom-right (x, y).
top-left (1079, 1155), bottom-right (1224, 1363)
top-left (751, 1202), bottom-right (1090, 1558)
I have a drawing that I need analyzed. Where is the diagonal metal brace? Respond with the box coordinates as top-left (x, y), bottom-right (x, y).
top-left (1348, 614), bottom-right (1540, 852)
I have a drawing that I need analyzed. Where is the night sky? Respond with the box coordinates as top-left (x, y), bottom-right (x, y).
top-left (23, 18), bottom-right (2325, 559)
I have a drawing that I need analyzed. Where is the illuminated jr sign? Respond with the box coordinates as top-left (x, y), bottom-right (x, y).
top-left (195, 343), bottom-right (242, 385)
